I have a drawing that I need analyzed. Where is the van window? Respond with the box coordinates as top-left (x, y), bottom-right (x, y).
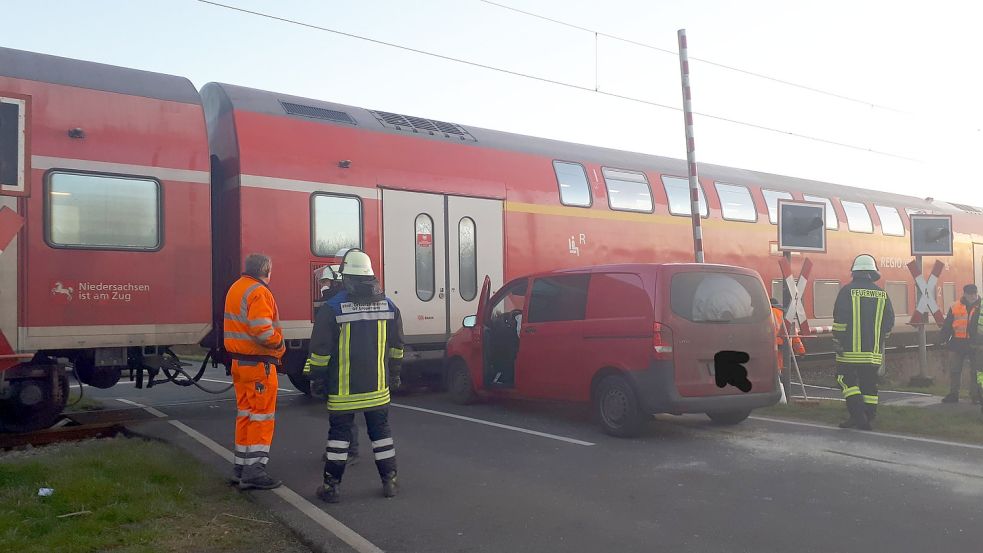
top-left (662, 176), bottom-right (708, 217)
top-left (553, 161), bottom-right (592, 207)
top-left (875, 205), bottom-right (904, 236)
top-left (813, 280), bottom-right (840, 318)
top-left (762, 189), bottom-right (793, 224)
top-left (586, 273), bottom-right (651, 319)
top-left (602, 168), bottom-right (653, 213)
top-left (670, 272), bottom-right (769, 323)
top-left (842, 200), bottom-right (873, 233)
top-left (771, 279), bottom-right (784, 302)
top-left (714, 182), bottom-right (757, 222)
top-left (489, 279), bottom-right (528, 322)
top-left (528, 274), bottom-right (591, 323)
top-left (803, 194), bottom-right (838, 230)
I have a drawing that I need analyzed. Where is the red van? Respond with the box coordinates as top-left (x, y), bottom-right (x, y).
top-left (444, 263), bottom-right (781, 436)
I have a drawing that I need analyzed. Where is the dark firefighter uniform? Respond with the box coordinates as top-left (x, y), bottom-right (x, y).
top-left (831, 255), bottom-right (895, 430)
top-left (938, 285), bottom-right (982, 404)
top-left (305, 251), bottom-right (405, 502)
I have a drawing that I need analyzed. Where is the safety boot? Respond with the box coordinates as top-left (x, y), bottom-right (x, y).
top-left (839, 396), bottom-right (871, 430)
top-left (317, 475), bottom-right (342, 503)
top-left (382, 471), bottom-right (398, 498)
top-left (229, 465), bottom-right (243, 485)
top-left (238, 465), bottom-right (282, 490)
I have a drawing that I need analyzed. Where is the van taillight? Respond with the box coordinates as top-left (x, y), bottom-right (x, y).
top-left (652, 322), bottom-right (674, 360)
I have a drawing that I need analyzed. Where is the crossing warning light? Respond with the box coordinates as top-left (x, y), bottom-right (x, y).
top-left (910, 214), bottom-right (952, 256)
top-left (777, 199), bottom-right (826, 253)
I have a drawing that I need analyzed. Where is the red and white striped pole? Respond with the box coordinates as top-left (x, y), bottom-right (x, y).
top-left (677, 29), bottom-right (704, 263)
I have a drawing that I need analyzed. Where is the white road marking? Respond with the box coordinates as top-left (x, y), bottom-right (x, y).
top-left (199, 377), bottom-right (294, 393)
top-left (391, 403), bottom-right (595, 446)
top-left (750, 415), bottom-right (983, 451)
top-left (118, 398), bottom-right (384, 553)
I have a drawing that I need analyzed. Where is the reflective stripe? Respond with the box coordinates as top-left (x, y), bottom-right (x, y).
top-left (374, 449), bottom-right (396, 460)
top-left (310, 353), bottom-right (331, 362)
top-left (336, 311), bottom-right (395, 323)
top-left (872, 295), bottom-right (885, 355)
top-left (377, 320), bottom-right (386, 390)
top-left (327, 440), bottom-right (350, 449)
top-left (862, 395), bottom-right (879, 405)
top-left (226, 331), bottom-right (256, 342)
top-left (249, 412), bottom-right (275, 422)
top-left (851, 295), bottom-right (861, 353)
top-left (224, 312), bottom-right (249, 323)
top-left (236, 410), bottom-right (250, 418)
top-left (832, 322), bottom-right (847, 331)
top-left (977, 371), bottom-right (983, 387)
top-left (327, 389), bottom-right (391, 411)
top-left (842, 386), bottom-right (861, 398)
top-left (371, 438), bottom-right (394, 448)
top-left (326, 452), bottom-right (349, 461)
top-left (256, 328), bottom-right (274, 341)
top-left (340, 324), bottom-right (351, 396)
top-left (389, 347), bottom-right (404, 360)
top-left (240, 283), bottom-right (263, 318)
top-left (235, 444), bottom-right (270, 453)
top-left (236, 456), bottom-right (269, 466)
top-left (249, 317), bottom-right (273, 328)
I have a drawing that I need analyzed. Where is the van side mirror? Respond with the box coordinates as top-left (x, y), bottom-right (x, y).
top-left (463, 315), bottom-right (477, 328)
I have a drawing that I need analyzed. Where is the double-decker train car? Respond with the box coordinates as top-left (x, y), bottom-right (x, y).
top-left (2, 46), bottom-right (982, 430)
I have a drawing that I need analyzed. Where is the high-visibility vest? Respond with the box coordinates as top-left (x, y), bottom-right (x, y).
top-left (772, 307), bottom-right (805, 354)
top-left (951, 302), bottom-right (978, 340)
top-left (223, 275), bottom-right (285, 359)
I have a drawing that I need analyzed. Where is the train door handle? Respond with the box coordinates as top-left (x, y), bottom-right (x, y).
top-left (439, 287), bottom-right (445, 300)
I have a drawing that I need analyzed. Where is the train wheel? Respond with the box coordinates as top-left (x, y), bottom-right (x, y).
top-left (0, 365), bottom-right (69, 433)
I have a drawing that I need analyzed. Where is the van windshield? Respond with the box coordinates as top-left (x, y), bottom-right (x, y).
top-left (670, 272), bottom-right (769, 323)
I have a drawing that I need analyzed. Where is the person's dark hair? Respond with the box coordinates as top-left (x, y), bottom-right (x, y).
top-left (852, 270), bottom-right (879, 281)
top-left (244, 253), bottom-right (272, 279)
top-left (964, 284), bottom-right (978, 294)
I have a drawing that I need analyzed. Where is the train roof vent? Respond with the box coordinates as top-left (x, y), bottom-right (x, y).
top-left (368, 110), bottom-right (476, 142)
top-left (950, 202), bottom-right (983, 214)
top-left (280, 101), bottom-right (357, 125)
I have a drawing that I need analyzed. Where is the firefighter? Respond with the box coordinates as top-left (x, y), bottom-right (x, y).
top-left (306, 250), bottom-right (405, 502)
top-left (224, 253), bottom-right (285, 490)
top-left (307, 264), bottom-right (362, 464)
top-left (938, 284), bottom-right (982, 404)
top-left (771, 297), bottom-right (805, 373)
top-left (831, 254), bottom-right (895, 430)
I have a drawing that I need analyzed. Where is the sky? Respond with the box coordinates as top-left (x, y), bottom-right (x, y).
top-left (4, 0), bottom-right (982, 206)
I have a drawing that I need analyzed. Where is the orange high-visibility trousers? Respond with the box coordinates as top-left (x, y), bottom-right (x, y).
top-left (232, 360), bottom-right (278, 467)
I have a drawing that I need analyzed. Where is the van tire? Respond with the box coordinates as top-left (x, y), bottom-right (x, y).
top-left (595, 375), bottom-right (645, 438)
top-left (706, 409), bottom-right (752, 425)
top-left (447, 359), bottom-right (477, 405)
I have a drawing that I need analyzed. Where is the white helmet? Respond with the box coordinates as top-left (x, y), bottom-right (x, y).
top-left (315, 265), bottom-right (341, 282)
top-left (851, 254), bottom-right (879, 272)
top-left (341, 250), bottom-right (374, 276)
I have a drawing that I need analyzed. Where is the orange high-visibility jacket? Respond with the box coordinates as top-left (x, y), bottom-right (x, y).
top-left (223, 275), bottom-right (285, 359)
top-left (772, 306), bottom-right (805, 356)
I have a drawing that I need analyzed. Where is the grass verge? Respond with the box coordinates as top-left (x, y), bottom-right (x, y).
top-left (0, 438), bottom-right (309, 553)
top-left (758, 400), bottom-right (983, 445)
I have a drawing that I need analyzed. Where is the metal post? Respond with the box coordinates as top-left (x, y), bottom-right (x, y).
top-left (781, 251), bottom-right (792, 396)
top-left (916, 255), bottom-right (928, 373)
top-left (677, 29), bottom-right (704, 263)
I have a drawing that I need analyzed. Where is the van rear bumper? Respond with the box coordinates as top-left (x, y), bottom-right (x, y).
top-left (627, 361), bottom-right (781, 414)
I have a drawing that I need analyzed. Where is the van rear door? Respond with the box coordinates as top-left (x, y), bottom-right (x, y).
top-left (663, 268), bottom-right (776, 397)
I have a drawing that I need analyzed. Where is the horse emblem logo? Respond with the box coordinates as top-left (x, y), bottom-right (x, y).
top-left (52, 282), bottom-right (74, 301)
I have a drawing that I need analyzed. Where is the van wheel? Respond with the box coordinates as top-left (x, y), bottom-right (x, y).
top-left (595, 375), bottom-right (644, 438)
top-left (447, 359), bottom-right (477, 405)
top-left (706, 409), bottom-right (752, 425)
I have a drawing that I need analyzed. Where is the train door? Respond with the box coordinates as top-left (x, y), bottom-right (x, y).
top-left (974, 243), bottom-right (983, 293)
top-left (382, 189), bottom-right (503, 345)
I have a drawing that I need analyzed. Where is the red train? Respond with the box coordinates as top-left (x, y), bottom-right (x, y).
top-left (1, 47), bottom-right (981, 431)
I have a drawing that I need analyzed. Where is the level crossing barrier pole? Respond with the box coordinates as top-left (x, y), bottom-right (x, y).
top-left (677, 29), bottom-right (704, 263)
top-left (915, 255), bottom-right (929, 373)
top-left (781, 251), bottom-right (793, 396)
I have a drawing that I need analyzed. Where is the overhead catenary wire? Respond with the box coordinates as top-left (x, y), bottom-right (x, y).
top-left (194, 0), bottom-right (921, 162)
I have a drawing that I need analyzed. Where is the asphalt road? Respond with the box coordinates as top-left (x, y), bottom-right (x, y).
top-left (77, 367), bottom-right (983, 553)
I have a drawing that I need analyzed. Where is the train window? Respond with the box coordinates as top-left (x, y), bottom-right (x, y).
top-left (885, 282), bottom-right (909, 316)
top-left (415, 213), bottom-right (435, 301)
top-left (841, 200), bottom-right (873, 233)
top-left (942, 282), bottom-right (956, 312)
top-left (553, 161), bottom-right (591, 207)
top-left (312, 194), bottom-right (362, 256)
top-left (813, 280), bottom-right (840, 318)
top-left (771, 279), bottom-right (784, 302)
top-left (528, 274), bottom-right (591, 323)
top-left (874, 205), bottom-right (904, 236)
top-left (459, 217), bottom-right (477, 301)
top-left (46, 171), bottom-right (160, 250)
top-left (714, 182), bottom-right (757, 222)
top-left (602, 168), bottom-right (653, 213)
top-left (0, 96), bottom-right (26, 194)
top-left (802, 194), bottom-right (839, 230)
top-left (762, 189), bottom-right (793, 224)
top-left (662, 176), bottom-right (708, 217)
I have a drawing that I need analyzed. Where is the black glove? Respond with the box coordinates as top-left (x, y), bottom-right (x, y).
top-left (389, 361), bottom-right (402, 390)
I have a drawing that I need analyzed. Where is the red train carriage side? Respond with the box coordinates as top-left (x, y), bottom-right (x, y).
top-left (0, 48), bottom-right (211, 430)
top-left (198, 82), bottom-right (983, 393)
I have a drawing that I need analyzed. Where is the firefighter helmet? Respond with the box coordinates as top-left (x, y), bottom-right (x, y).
top-left (851, 254), bottom-right (878, 272)
top-left (341, 250), bottom-right (374, 276)
top-left (315, 265), bottom-right (341, 282)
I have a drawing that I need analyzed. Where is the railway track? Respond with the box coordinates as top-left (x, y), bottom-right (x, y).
top-left (0, 407), bottom-right (163, 449)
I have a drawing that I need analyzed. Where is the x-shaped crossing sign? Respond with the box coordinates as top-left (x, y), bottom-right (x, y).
top-left (778, 257), bottom-right (813, 335)
top-left (907, 259), bottom-right (946, 325)
top-left (0, 206), bottom-right (27, 371)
